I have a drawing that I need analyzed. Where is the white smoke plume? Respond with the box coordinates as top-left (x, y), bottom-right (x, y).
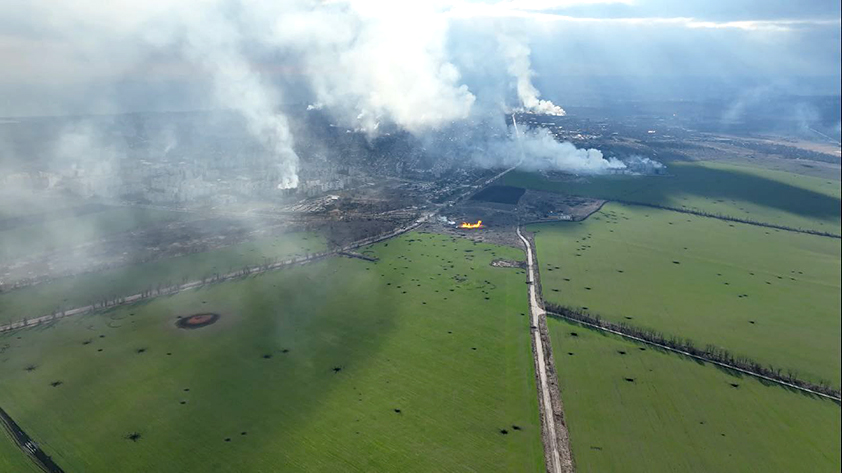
top-left (8, 0), bottom-right (626, 183)
top-left (263, 1), bottom-right (476, 134)
top-left (501, 130), bottom-right (668, 175)
top-left (52, 123), bottom-right (124, 197)
top-left (622, 155), bottom-right (666, 174)
top-left (174, 5), bottom-right (300, 189)
top-left (497, 34), bottom-right (567, 116)
top-left (16, 1), bottom-right (302, 189)
top-left (514, 128), bottom-right (624, 173)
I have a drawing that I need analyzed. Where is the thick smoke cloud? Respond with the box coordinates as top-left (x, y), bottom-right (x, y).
top-left (268, 2), bottom-right (476, 134)
top-left (177, 5), bottom-right (300, 189)
top-left (426, 118), bottom-right (639, 175)
top-left (4, 0), bottom-right (646, 184)
top-left (517, 128), bottom-right (623, 172)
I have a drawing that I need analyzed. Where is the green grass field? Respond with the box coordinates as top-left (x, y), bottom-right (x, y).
top-left (0, 232), bottom-right (326, 323)
top-left (0, 232), bottom-right (544, 472)
top-left (504, 160), bottom-right (841, 234)
top-left (0, 427), bottom-right (40, 473)
top-left (0, 205), bottom-right (186, 262)
top-left (529, 203), bottom-right (841, 386)
top-left (548, 317), bottom-right (841, 472)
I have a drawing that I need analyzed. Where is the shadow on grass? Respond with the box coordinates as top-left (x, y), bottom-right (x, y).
top-left (508, 163), bottom-right (841, 223)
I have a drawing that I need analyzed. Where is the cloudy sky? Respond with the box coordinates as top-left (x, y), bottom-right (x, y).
top-left (0, 0), bottom-right (839, 117)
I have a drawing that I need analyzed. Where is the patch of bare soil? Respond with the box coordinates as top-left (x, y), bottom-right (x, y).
top-left (519, 189), bottom-right (606, 222)
top-left (491, 259), bottom-right (527, 269)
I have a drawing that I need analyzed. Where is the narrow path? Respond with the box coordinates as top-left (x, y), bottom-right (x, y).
top-left (517, 226), bottom-right (574, 473)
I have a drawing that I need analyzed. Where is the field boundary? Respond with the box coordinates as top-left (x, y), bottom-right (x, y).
top-left (546, 306), bottom-right (841, 402)
top-left (611, 199), bottom-right (841, 239)
top-left (0, 406), bottom-right (64, 472)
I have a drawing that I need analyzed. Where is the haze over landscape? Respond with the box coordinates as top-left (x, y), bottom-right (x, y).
top-left (0, 1), bottom-right (840, 472)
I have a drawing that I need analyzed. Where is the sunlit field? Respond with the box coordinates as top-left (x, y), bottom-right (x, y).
top-left (0, 232), bottom-right (544, 472)
top-left (548, 317), bottom-right (841, 473)
top-left (504, 160), bottom-right (842, 234)
top-left (0, 426), bottom-right (39, 473)
top-left (530, 203), bottom-right (841, 386)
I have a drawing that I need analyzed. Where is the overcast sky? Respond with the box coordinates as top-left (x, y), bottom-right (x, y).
top-left (0, 0), bottom-right (839, 117)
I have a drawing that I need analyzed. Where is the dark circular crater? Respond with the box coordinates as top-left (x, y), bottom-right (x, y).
top-left (176, 313), bottom-right (221, 329)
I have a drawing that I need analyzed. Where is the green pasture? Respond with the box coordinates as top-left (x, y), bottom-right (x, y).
top-left (0, 427), bottom-right (40, 473)
top-left (529, 203), bottom-right (841, 386)
top-left (548, 317), bottom-right (841, 472)
top-left (0, 232), bottom-right (543, 472)
top-left (504, 160), bottom-right (841, 233)
top-left (0, 232), bottom-right (325, 323)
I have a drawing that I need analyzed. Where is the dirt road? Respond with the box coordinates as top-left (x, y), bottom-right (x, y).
top-left (518, 226), bottom-right (574, 473)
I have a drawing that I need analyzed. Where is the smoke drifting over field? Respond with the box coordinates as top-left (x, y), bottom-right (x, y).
top-left (2, 0), bottom-right (641, 185)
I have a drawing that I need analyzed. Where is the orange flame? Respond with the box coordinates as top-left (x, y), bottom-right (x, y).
top-left (459, 220), bottom-right (483, 229)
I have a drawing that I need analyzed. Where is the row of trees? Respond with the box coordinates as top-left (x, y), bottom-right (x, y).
top-left (3, 220), bottom-right (416, 334)
top-left (615, 200), bottom-right (841, 239)
top-left (1, 252), bottom-right (337, 333)
top-left (0, 245), bottom-right (226, 295)
top-left (545, 302), bottom-right (840, 400)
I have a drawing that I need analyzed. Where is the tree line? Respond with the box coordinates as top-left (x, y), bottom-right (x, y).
top-left (545, 302), bottom-right (840, 400)
top-left (614, 200), bottom-right (841, 239)
top-left (1, 252), bottom-right (334, 333)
